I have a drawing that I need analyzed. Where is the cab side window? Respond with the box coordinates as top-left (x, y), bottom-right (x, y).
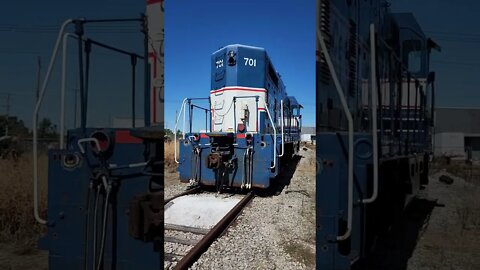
top-left (403, 39), bottom-right (424, 74)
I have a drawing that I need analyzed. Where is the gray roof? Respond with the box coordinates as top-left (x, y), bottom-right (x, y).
top-left (435, 107), bottom-right (480, 134)
top-left (301, 126), bottom-right (315, 135)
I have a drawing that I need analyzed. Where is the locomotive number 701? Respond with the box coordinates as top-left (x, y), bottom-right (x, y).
top-left (244, 57), bottom-right (257, 67)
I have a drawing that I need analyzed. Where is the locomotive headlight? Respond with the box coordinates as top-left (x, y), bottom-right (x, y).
top-left (227, 50), bottom-right (236, 66)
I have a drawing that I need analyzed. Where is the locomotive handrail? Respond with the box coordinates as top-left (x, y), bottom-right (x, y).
top-left (317, 27), bottom-right (354, 241)
top-left (174, 98), bottom-right (189, 164)
top-left (362, 24), bottom-right (379, 204)
top-left (378, 36), bottom-right (422, 81)
top-left (229, 95), bottom-right (279, 167)
top-left (60, 33), bottom-right (79, 149)
top-left (33, 18), bottom-right (74, 225)
top-left (279, 99), bottom-right (285, 157)
top-left (177, 94), bottom-right (278, 169)
top-left (260, 97), bottom-right (277, 169)
top-left (77, 137), bottom-right (102, 154)
top-left (174, 98), bottom-right (210, 163)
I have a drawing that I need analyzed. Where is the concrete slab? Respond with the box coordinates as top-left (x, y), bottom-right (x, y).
top-left (164, 194), bottom-right (241, 229)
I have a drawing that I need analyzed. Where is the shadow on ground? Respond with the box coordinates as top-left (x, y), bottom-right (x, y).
top-left (254, 154), bottom-right (303, 197)
top-left (354, 197), bottom-right (442, 270)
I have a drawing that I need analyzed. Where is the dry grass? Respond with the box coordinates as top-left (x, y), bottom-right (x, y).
top-left (457, 184), bottom-right (480, 233)
top-left (431, 158), bottom-right (480, 185)
top-left (0, 152), bottom-right (48, 247)
top-left (164, 141), bottom-right (178, 173)
top-left (283, 241), bottom-right (316, 269)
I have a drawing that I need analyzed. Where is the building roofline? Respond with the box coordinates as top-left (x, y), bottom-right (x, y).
top-left (436, 106), bottom-right (480, 110)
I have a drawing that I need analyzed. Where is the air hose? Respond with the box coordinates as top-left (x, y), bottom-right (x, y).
top-left (96, 176), bottom-right (112, 270)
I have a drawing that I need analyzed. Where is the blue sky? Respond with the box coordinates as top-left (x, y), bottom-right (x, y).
top-left (0, 0), bottom-right (145, 129)
top-left (1, 1), bottom-right (480, 132)
top-left (164, 0), bottom-right (316, 131)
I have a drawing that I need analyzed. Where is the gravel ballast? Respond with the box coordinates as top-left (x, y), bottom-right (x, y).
top-left (163, 145), bottom-right (316, 269)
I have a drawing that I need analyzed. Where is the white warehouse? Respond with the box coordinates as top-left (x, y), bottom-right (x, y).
top-left (434, 107), bottom-right (480, 160)
top-left (301, 126), bottom-right (316, 144)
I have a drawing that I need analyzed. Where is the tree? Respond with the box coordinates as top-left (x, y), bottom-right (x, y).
top-left (38, 118), bottom-right (58, 139)
top-left (0, 116), bottom-right (29, 138)
top-left (164, 128), bottom-right (174, 137)
top-left (175, 129), bottom-right (183, 138)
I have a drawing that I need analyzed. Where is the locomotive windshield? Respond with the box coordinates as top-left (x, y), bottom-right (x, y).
top-left (403, 39), bottom-right (424, 74)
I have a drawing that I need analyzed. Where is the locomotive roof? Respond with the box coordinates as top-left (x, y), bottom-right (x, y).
top-left (391, 13), bottom-right (426, 38)
top-left (212, 44), bottom-right (265, 55)
top-left (287, 96), bottom-right (302, 108)
top-left (391, 13), bottom-right (441, 51)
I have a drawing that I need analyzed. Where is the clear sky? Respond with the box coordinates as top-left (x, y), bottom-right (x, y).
top-left (0, 0), bottom-right (145, 130)
top-left (391, 0), bottom-right (480, 108)
top-left (164, 0), bottom-right (316, 131)
top-left (1, 1), bottom-right (480, 132)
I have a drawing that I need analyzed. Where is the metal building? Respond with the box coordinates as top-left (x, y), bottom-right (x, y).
top-left (434, 107), bottom-right (480, 160)
top-left (300, 126), bottom-right (316, 144)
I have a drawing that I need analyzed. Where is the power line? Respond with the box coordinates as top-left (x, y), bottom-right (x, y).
top-left (0, 23), bottom-right (142, 34)
top-left (426, 30), bottom-right (480, 38)
top-left (434, 37), bottom-right (480, 44)
top-left (431, 60), bottom-right (480, 67)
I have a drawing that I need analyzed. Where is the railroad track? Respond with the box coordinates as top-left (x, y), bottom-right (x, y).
top-left (164, 190), bottom-right (255, 270)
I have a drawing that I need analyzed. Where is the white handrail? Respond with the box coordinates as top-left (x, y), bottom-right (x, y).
top-left (261, 98), bottom-right (277, 169)
top-left (229, 96), bottom-right (278, 165)
top-left (278, 100), bottom-right (285, 157)
top-left (77, 137), bottom-right (101, 154)
top-left (177, 95), bottom-right (278, 169)
top-left (183, 99), bottom-right (186, 140)
top-left (174, 98), bottom-right (188, 164)
top-left (363, 24), bottom-right (379, 204)
top-left (60, 33), bottom-right (78, 149)
top-left (33, 18), bottom-right (74, 225)
top-left (317, 28), bottom-right (354, 241)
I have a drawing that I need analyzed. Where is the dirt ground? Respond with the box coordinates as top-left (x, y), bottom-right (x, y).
top-left (2, 154), bottom-right (479, 269)
top-left (361, 164), bottom-right (480, 270)
top-left (174, 143), bottom-right (316, 269)
top-left (0, 243), bottom-right (48, 270)
top-left (406, 170), bottom-right (480, 270)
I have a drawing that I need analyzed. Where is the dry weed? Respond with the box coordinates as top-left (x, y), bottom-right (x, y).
top-left (457, 185), bottom-right (480, 232)
top-left (0, 153), bottom-right (47, 245)
top-left (164, 141), bottom-right (178, 173)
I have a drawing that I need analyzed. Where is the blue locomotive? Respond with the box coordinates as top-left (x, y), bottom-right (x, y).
top-left (316, 0), bottom-right (440, 268)
top-left (31, 2), bottom-right (165, 268)
top-left (175, 44), bottom-right (302, 191)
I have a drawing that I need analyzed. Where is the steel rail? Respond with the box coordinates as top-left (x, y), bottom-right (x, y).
top-left (173, 191), bottom-right (255, 270)
top-left (164, 186), bottom-right (202, 204)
